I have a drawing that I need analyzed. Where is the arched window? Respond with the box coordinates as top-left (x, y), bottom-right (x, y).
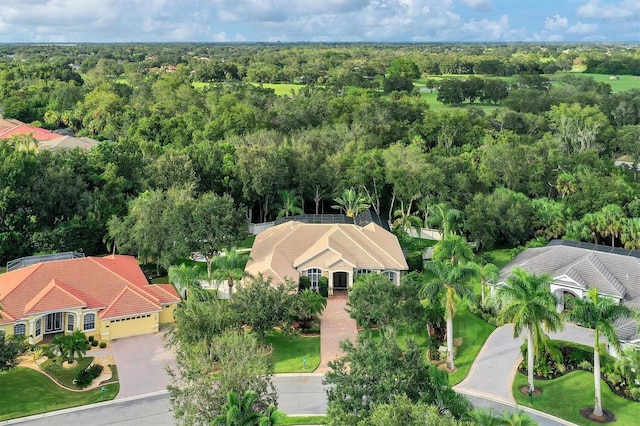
top-left (67, 314), bottom-right (75, 332)
top-left (303, 268), bottom-right (322, 290)
top-left (384, 271), bottom-right (397, 283)
top-left (83, 313), bottom-right (96, 331)
top-left (13, 323), bottom-right (26, 336)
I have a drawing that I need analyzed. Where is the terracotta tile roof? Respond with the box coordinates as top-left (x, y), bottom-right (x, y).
top-left (24, 279), bottom-right (86, 315)
top-left (245, 222), bottom-right (408, 284)
top-left (0, 255), bottom-right (180, 325)
top-left (0, 118), bottom-right (24, 130)
top-left (100, 287), bottom-right (161, 319)
top-left (0, 124), bottom-right (57, 141)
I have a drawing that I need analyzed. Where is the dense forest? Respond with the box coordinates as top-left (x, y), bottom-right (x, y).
top-left (0, 42), bottom-right (639, 266)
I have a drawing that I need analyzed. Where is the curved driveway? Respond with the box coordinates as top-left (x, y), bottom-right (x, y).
top-left (454, 323), bottom-right (596, 404)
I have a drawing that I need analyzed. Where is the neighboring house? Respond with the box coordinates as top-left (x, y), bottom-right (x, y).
top-left (495, 240), bottom-right (640, 347)
top-left (38, 135), bottom-right (99, 152)
top-left (615, 154), bottom-right (640, 170)
top-left (244, 214), bottom-right (408, 293)
top-left (0, 254), bottom-right (180, 343)
top-left (0, 123), bottom-right (58, 141)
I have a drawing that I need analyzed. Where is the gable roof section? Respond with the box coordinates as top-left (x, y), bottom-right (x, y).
top-left (0, 118), bottom-right (24, 130)
top-left (24, 279), bottom-right (86, 315)
top-left (246, 222), bottom-right (408, 284)
top-left (0, 255), bottom-right (179, 325)
top-left (38, 135), bottom-right (99, 151)
top-left (100, 287), bottom-right (162, 319)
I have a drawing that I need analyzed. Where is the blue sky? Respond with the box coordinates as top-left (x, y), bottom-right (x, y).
top-left (0, 0), bottom-right (638, 43)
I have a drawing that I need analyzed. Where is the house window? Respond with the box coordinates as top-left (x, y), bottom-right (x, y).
top-left (13, 323), bottom-right (26, 336)
top-left (35, 319), bottom-right (42, 337)
top-left (355, 269), bottom-right (372, 278)
top-left (84, 313), bottom-right (96, 331)
top-left (67, 314), bottom-right (75, 332)
top-left (304, 268), bottom-right (322, 290)
top-left (385, 271), bottom-right (397, 283)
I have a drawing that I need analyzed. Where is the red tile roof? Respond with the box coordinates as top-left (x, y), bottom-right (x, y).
top-left (0, 256), bottom-right (181, 324)
top-left (24, 279), bottom-right (86, 315)
top-left (0, 124), bottom-right (57, 141)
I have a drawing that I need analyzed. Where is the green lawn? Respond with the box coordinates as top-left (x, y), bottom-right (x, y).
top-left (266, 331), bottom-right (321, 373)
top-left (41, 356), bottom-right (94, 389)
top-left (558, 72), bottom-right (640, 93)
top-left (0, 367), bottom-right (119, 421)
top-left (513, 370), bottom-right (640, 426)
top-left (449, 307), bottom-right (496, 386)
top-left (239, 234), bottom-right (256, 249)
top-left (481, 248), bottom-right (514, 270)
top-left (282, 415), bottom-right (327, 425)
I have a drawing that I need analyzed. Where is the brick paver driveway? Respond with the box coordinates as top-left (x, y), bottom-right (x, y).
top-left (317, 293), bottom-right (358, 373)
top-left (108, 331), bottom-right (176, 399)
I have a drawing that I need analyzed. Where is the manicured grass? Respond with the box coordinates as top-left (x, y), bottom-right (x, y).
top-left (559, 72), bottom-right (640, 93)
top-left (361, 324), bottom-right (430, 352)
top-left (282, 416), bottom-right (327, 425)
top-left (482, 248), bottom-right (514, 270)
top-left (0, 367), bottom-right (119, 421)
top-left (512, 370), bottom-right (640, 426)
top-left (41, 356), bottom-right (94, 389)
top-left (449, 306), bottom-right (495, 386)
top-left (239, 234), bottom-right (256, 249)
top-left (266, 331), bottom-right (321, 373)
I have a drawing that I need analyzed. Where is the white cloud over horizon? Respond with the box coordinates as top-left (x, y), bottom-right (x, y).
top-left (0, 0), bottom-right (637, 42)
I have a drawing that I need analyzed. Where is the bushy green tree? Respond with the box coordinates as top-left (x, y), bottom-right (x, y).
top-left (0, 334), bottom-right (27, 371)
top-left (347, 273), bottom-right (400, 329)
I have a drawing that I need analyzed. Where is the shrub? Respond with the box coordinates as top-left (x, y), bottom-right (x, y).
top-left (578, 360), bottom-right (593, 371)
top-left (626, 386), bottom-right (640, 401)
top-left (99, 341), bottom-right (107, 349)
top-left (88, 336), bottom-right (95, 342)
top-left (91, 340), bottom-right (99, 347)
top-left (73, 364), bottom-right (103, 388)
top-left (318, 276), bottom-right (329, 297)
top-left (0, 335), bottom-right (27, 371)
top-left (298, 276), bottom-right (310, 292)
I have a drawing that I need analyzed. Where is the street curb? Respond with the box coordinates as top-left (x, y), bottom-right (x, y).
top-left (274, 373), bottom-right (324, 377)
top-left (0, 390), bottom-right (169, 425)
top-left (454, 387), bottom-right (578, 426)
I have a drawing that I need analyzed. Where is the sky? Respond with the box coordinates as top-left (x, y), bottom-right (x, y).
top-left (0, 0), bottom-right (638, 43)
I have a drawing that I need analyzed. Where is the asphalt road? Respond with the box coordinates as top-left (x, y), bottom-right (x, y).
top-left (6, 375), bottom-right (329, 426)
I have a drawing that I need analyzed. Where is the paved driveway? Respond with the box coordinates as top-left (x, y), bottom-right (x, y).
top-left (108, 332), bottom-right (176, 399)
top-left (455, 323), bottom-right (596, 403)
top-left (317, 294), bottom-right (358, 373)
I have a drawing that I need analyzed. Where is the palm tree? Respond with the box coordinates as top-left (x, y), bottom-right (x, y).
top-left (498, 268), bottom-right (563, 394)
top-left (595, 204), bottom-right (626, 247)
top-left (498, 409), bottom-right (537, 426)
top-left (471, 262), bottom-right (500, 308)
top-left (68, 330), bottom-right (88, 362)
top-left (432, 235), bottom-right (475, 266)
top-left (420, 260), bottom-right (477, 370)
top-left (258, 404), bottom-right (286, 426)
top-left (214, 390), bottom-right (262, 426)
top-left (276, 189), bottom-right (303, 219)
top-left (555, 172), bottom-right (576, 200)
top-left (430, 203), bottom-right (465, 237)
top-left (392, 207), bottom-right (423, 236)
top-left (466, 408), bottom-right (502, 425)
top-left (620, 217), bottom-right (640, 250)
top-left (332, 188), bottom-right (370, 218)
top-left (211, 250), bottom-right (250, 302)
top-left (567, 288), bottom-right (638, 417)
top-left (168, 263), bottom-right (206, 299)
top-left (295, 289), bottom-right (327, 330)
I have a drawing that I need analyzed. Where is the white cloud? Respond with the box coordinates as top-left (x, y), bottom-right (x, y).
top-left (545, 15), bottom-right (568, 31)
top-left (459, 0), bottom-right (492, 11)
top-left (577, 0), bottom-right (638, 22)
top-left (567, 21), bottom-right (599, 35)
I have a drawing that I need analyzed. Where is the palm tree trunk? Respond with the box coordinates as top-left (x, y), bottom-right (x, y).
top-left (593, 330), bottom-right (603, 417)
top-left (481, 280), bottom-right (486, 307)
top-left (447, 315), bottom-right (455, 370)
top-left (527, 326), bottom-right (535, 393)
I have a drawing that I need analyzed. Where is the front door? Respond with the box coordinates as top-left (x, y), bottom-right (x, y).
top-left (333, 272), bottom-right (348, 289)
top-left (45, 312), bottom-right (63, 333)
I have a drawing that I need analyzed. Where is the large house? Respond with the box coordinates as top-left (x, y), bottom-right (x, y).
top-left (0, 254), bottom-right (180, 343)
top-left (496, 240), bottom-right (640, 347)
top-left (245, 214), bottom-right (408, 293)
